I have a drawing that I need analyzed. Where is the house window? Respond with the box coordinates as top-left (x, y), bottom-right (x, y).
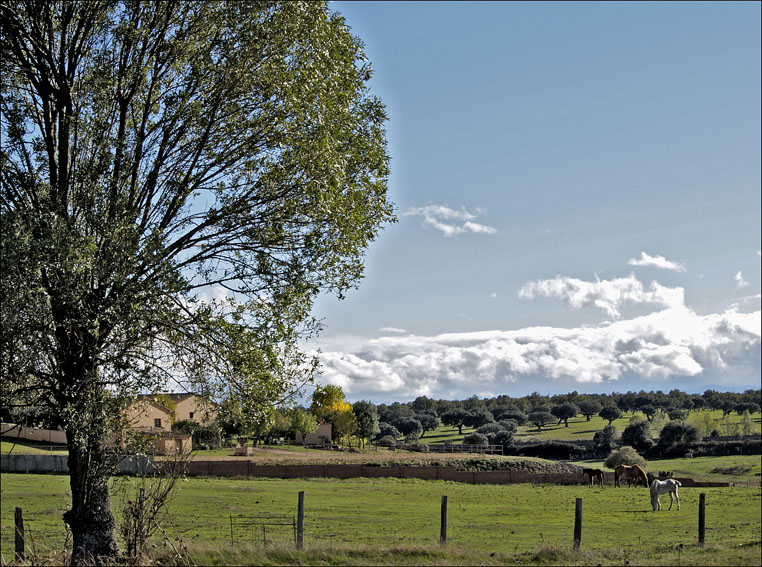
top-left (189, 412), bottom-right (194, 420)
top-left (154, 418), bottom-right (162, 428)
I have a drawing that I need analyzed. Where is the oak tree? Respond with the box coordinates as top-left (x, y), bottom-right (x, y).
top-left (0, 1), bottom-right (392, 563)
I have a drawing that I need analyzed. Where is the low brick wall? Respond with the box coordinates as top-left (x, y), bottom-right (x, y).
top-left (2, 455), bottom-right (730, 487)
top-left (183, 461), bottom-right (589, 485)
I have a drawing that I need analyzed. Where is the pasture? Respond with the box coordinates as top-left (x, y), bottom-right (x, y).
top-left (1, 473), bottom-right (760, 565)
top-left (375, 409), bottom-right (761, 447)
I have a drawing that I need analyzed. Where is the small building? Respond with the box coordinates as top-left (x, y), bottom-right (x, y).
top-left (296, 423), bottom-right (332, 446)
top-left (124, 399), bottom-right (173, 433)
top-left (122, 399), bottom-right (191, 455)
top-left (166, 393), bottom-right (218, 425)
top-left (136, 392), bottom-right (218, 425)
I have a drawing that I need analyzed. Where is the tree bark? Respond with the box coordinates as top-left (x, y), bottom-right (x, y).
top-left (64, 424), bottom-right (119, 565)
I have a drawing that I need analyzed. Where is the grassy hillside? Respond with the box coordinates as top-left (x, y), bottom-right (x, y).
top-left (422, 409), bottom-right (761, 445)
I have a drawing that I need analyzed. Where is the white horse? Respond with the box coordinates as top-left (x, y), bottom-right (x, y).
top-left (650, 479), bottom-right (681, 511)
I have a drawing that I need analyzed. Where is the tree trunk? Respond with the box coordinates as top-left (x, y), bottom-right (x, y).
top-left (64, 428), bottom-right (119, 565)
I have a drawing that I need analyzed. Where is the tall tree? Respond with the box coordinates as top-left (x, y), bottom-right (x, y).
top-left (352, 400), bottom-right (379, 447)
top-left (0, 1), bottom-right (392, 563)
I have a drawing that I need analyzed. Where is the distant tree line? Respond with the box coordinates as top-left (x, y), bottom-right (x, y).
top-left (210, 387), bottom-right (759, 454)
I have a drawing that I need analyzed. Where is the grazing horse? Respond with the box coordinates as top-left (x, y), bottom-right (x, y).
top-left (614, 464), bottom-right (649, 488)
top-left (582, 468), bottom-right (605, 488)
top-left (650, 479), bottom-right (682, 511)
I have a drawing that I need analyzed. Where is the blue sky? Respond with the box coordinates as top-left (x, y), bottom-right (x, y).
top-left (302, 1), bottom-right (761, 403)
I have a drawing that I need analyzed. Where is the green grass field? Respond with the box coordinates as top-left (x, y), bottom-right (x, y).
top-left (574, 454), bottom-right (762, 486)
top-left (2, 473), bottom-right (760, 565)
top-left (0, 439), bottom-right (68, 455)
top-left (418, 409), bottom-right (761, 445)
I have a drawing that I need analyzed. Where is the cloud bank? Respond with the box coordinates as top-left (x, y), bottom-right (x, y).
top-left (403, 204), bottom-right (497, 237)
top-left (628, 251), bottom-right (686, 272)
top-left (311, 276), bottom-right (761, 403)
top-left (517, 274), bottom-right (684, 319)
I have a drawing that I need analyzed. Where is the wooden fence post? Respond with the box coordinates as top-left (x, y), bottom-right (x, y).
top-left (296, 491), bottom-right (305, 549)
top-left (573, 498), bottom-right (582, 550)
top-left (15, 507), bottom-right (24, 562)
top-left (698, 493), bottom-right (706, 547)
top-left (440, 495), bottom-right (448, 546)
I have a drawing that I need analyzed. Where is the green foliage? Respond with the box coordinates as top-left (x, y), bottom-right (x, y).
top-left (440, 409), bottom-right (473, 435)
top-left (657, 421), bottom-right (700, 450)
top-left (621, 420), bottom-right (654, 453)
top-left (288, 408), bottom-right (318, 438)
top-left (593, 424), bottom-right (618, 455)
top-left (377, 435), bottom-right (397, 447)
top-left (463, 432), bottom-right (488, 445)
top-left (740, 410), bottom-right (754, 436)
top-left (604, 446), bottom-right (647, 469)
top-left (577, 399), bottom-right (601, 421)
top-left (1, 1), bottom-right (393, 557)
top-left (550, 403), bottom-right (579, 427)
top-left (352, 400), bottom-right (379, 446)
top-left (599, 405), bottom-right (623, 424)
top-left (528, 411), bottom-right (555, 431)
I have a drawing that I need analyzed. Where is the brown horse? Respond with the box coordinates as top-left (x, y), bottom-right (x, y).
top-left (614, 464), bottom-right (648, 487)
top-left (582, 468), bottom-right (605, 487)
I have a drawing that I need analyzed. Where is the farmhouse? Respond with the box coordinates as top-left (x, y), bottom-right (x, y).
top-left (122, 398), bottom-right (192, 454)
top-left (135, 392), bottom-right (218, 425)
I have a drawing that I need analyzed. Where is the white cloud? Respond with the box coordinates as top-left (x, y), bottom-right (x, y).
top-left (628, 251), bottom-right (686, 272)
top-left (309, 275), bottom-right (760, 402)
top-left (402, 204), bottom-right (497, 237)
top-left (517, 274), bottom-right (684, 319)
top-left (735, 271), bottom-right (750, 289)
top-left (311, 307), bottom-right (760, 402)
top-left (379, 327), bottom-right (408, 334)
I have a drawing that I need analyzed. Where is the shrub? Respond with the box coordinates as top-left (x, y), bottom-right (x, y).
top-left (377, 435), bottom-right (397, 447)
top-left (593, 424), bottom-right (618, 456)
top-left (604, 446), bottom-right (647, 469)
top-left (492, 406), bottom-right (527, 424)
top-left (494, 410), bottom-right (527, 425)
top-left (463, 432), bottom-right (489, 446)
top-left (621, 420), bottom-right (654, 453)
top-left (375, 422), bottom-right (400, 440)
top-left (392, 417), bottom-right (423, 438)
top-left (493, 430), bottom-right (514, 451)
top-left (497, 419), bottom-right (518, 432)
top-left (668, 409), bottom-right (686, 421)
top-left (192, 425), bottom-right (221, 449)
top-left (476, 423), bottom-right (503, 436)
top-left (403, 432), bottom-right (420, 443)
top-left (658, 421), bottom-right (700, 449)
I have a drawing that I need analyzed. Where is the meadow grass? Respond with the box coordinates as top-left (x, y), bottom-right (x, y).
top-left (573, 454), bottom-right (762, 486)
top-left (0, 439), bottom-right (68, 455)
top-left (2, 473), bottom-right (760, 565)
